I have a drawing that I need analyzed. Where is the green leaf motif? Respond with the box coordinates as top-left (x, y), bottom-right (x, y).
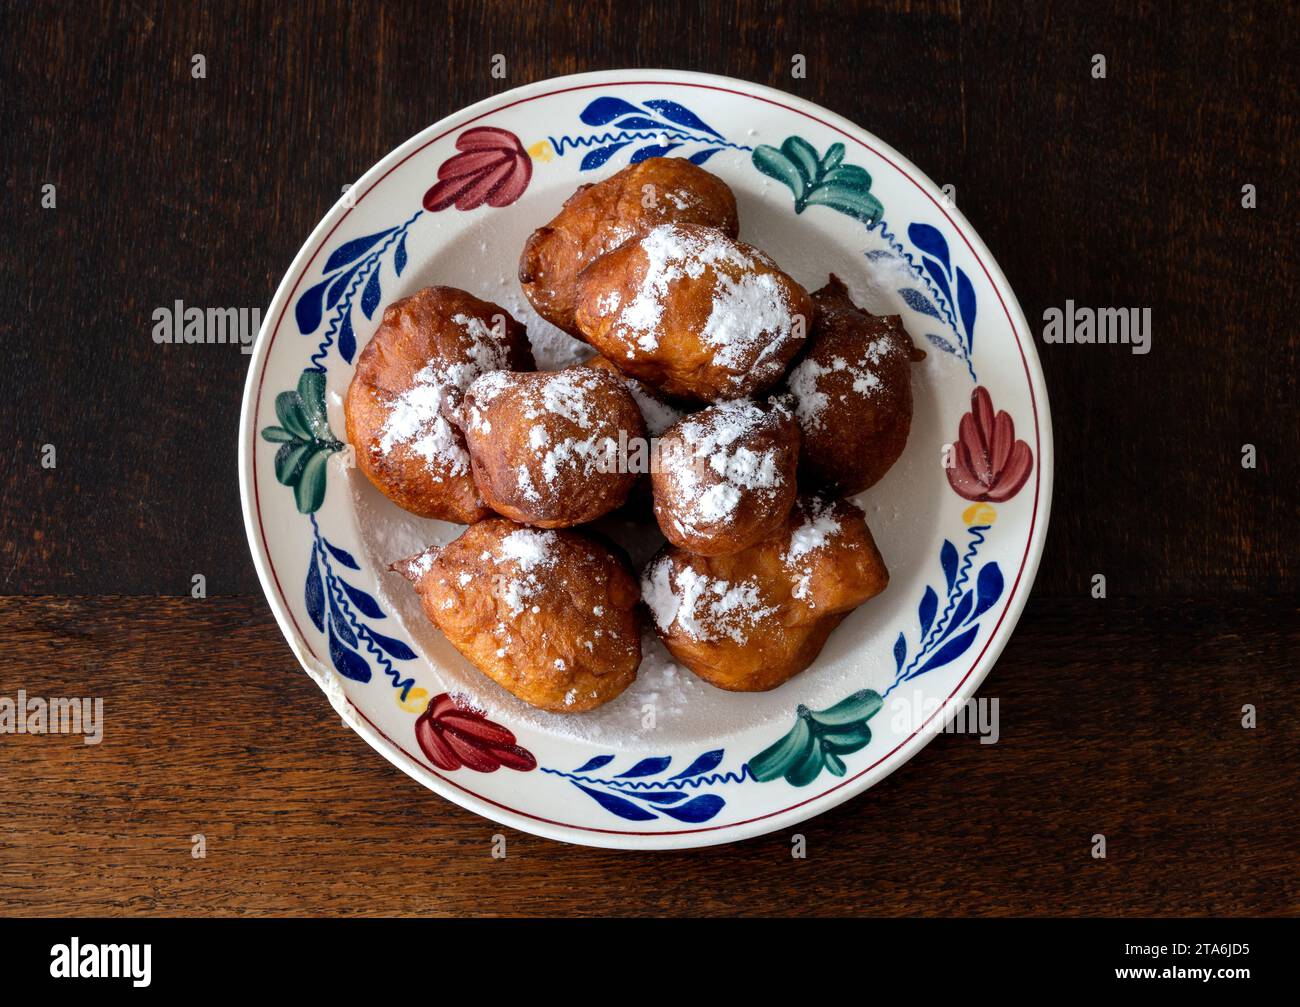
top-left (804, 185), bottom-right (884, 223)
top-left (748, 689), bottom-right (882, 787)
top-left (260, 367), bottom-right (345, 514)
top-left (782, 136), bottom-right (820, 186)
top-left (753, 144), bottom-right (807, 202)
top-left (752, 136), bottom-right (883, 224)
top-left (810, 688), bottom-right (882, 728)
top-left (275, 390), bottom-right (312, 440)
top-left (260, 425), bottom-right (296, 443)
top-left (294, 448), bottom-right (331, 514)
top-left (749, 715), bottom-right (812, 783)
top-left (296, 369), bottom-right (333, 441)
top-left (274, 441), bottom-right (312, 485)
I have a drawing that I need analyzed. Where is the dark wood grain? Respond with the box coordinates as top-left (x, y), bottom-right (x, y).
top-left (0, 0), bottom-right (1296, 917)
top-left (0, 596), bottom-right (1294, 917)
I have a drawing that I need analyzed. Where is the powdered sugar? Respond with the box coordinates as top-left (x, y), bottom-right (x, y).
top-left (467, 369), bottom-right (626, 494)
top-left (614, 223), bottom-right (756, 352)
top-left (379, 374), bottom-right (467, 477)
top-left (498, 528), bottom-right (554, 569)
top-left (535, 369), bottom-right (597, 429)
top-left (783, 497), bottom-right (849, 603)
top-left (694, 482), bottom-right (742, 523)
top-left (663, 186), bottom-right (699, 212)
top-left (464, 370), bottom-right (511, 433)
top-left (539, 434), bottom-right (616, 487)
top-left (378, 313), bottom-right (516, 474)
top-left (396, 547), bottom-right (437, 582)
top-left (661, 400), bottom-right (788, 534)
top-left (786, 508), bottom-right (841, 563)
top-left (787, 337), bottom-right (896, 430)
top-left (523, 371), bottom-right (618, 489)
top-left (701, 270), bottom-right (800, 385)
top-left (642, 556), bottom-right (777, 645)
top-left (489, 528), bottom-right (559, 617)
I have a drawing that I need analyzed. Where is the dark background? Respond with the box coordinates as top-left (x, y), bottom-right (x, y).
top-left (0, 0), bottom-right (1295, 915)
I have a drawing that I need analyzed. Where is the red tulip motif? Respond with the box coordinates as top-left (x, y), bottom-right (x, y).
top-left (947, 386), bottom-right (1034, 502)
top-left (423, 127), bottom-right (532, 212)
top-left (415, 693), bottom-right (537, 773)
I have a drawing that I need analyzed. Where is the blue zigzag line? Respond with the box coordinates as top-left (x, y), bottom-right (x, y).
top-left (872, 218), bottom-right (977, 382)
top-left (540, 766), bottom-right (753, 790)
top-left (873, 218), bottom-right (962, 337)
top-left (308, 210), bottom-right (422, 371)
top-left (547, 129), bottom-right (753, 157)
top-left (307, 253), bottom-right (375, 371)
top-left (311, 514), bottom-right (417, 700)
top-left (902, 525), bottom-right (988, 678)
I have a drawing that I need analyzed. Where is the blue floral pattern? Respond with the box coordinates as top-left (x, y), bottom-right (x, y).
top-left (885, 525), bottom-right (1003, 698)
top-left (870, 221), bottom-right (979, 381)
top-left (542, 751), bottom-right (749, 823)
top-left (306, 513), bottom-right (418, 700)
top-left (295, 210), bottom-right (422, 368)
top-left (548, 97), bottom-right (753, 170)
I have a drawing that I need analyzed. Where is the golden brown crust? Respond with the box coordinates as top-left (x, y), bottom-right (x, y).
top-left (641, 496), bottom-right (888, 691)
top-left (519, 158), bottom-right (739, 335)
top-left (344, 287), bottom-right (534, 522)
top-left (651, 398), bottom-right (800, 556)
top-left (459, 367), bottom-right (647, 528)
top-left (574, 223), bottom-right (812, 402)
top-left (396, 519), bottom-right (641, 712)
top-left (784, 275), bottom-right (921, 495)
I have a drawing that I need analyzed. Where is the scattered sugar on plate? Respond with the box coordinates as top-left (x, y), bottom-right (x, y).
top-left (621, 373), bottom-right (682, 437)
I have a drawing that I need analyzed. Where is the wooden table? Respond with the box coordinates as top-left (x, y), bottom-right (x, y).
top-left (1, 0), bottom-right (1295, 916)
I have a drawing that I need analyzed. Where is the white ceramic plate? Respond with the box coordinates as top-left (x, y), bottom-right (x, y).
top-left (238, 70), bottom-right (1052, 849)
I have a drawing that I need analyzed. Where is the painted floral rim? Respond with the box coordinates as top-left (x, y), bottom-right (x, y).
top-left (239, 71), bottom-right (1053, 848)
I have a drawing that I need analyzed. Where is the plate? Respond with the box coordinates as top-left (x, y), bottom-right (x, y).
top-left (238, 70), bottom-right (1052, 849)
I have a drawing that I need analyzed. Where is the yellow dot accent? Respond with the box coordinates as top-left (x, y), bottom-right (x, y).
top-left (963, 503), bottom-right (997, 526)
top-left (527, 140), bottom-right (553, 162)
top-left (398, 687), bottom-right (429, 714)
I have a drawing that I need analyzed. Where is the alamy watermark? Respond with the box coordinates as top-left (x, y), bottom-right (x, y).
top-left (1042, 300), bottom-right (1151, 354)
top-left (0, 690), bottom-right (103, 744)
top-left (889, 691), bottom-right (1000, 744)
top-left (50, 938), bottom-right (150, 987)
top-left (151, 300), bottom-right (261, 354)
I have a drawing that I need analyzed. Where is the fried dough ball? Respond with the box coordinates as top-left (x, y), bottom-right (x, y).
top-left (345, 287), bottom-right (534, 522)
top-left (395, 519), bottom-right (640, 712)
top-left (459, 367), bottom-right (646, 528)
top-left (574, 223), bottom-right (812, 402)
top-left (519, 157), bottom-right (739, 335)
top-left (641, 496), bottom-right (888, 691)
top-left (651, 398), bottom-right (799, 556)
top-left (783, 275), bottom-right (923, 495)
